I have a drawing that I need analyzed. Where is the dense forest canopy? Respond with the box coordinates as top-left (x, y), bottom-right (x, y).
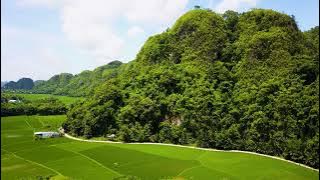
top-left (2, 8), bottom-right (318, 169)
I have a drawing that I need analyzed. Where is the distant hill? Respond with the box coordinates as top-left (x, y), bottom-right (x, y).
top-left (1, 81), bottom-right (8, 87)
top-left (2, 78), bottom-right (34, 90)
top-left (32, 60), bottom-right (123, 96)
top-left (34, 80), bottom-right (45, 86)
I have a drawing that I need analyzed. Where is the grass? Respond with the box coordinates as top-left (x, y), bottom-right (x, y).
top-left (1, 115), bottom-right (319, 180)
top-left (15, 93), bottom-right (84, 105)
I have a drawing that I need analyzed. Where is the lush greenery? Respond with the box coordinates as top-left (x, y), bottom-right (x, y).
top-left (0, 93), bottom-right (83, 116)
top-left (61, 9), bottom-right (319, 169)
top-left (32, 61), bottom-right (123, 97)
top-left (1, 115), bottom-right (318, 179)
top-left (2, 61), bottom-right (123, 97)
top-left (14, 93), bottom-right (85, 105)
top-left (2, 78), bottom-right (34, 90)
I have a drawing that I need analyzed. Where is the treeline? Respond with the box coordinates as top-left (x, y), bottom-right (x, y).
top-left (61, 9), bottom-right (318, 168)
top-left (1, 93), bottom-right (67, 116)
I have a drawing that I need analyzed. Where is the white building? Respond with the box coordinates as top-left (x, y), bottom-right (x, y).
top-left (107, 134), bottom-right (116, 138)
top-left (34, 132), bottom-right (60, 138)
top-left (8, 99), bottom-right (20, 103)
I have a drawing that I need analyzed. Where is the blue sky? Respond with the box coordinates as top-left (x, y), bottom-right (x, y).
top-left (1, 0), bottom-right (319, 81)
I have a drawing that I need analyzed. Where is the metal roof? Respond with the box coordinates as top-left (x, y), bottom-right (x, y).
top-left (34, 132), bottom-right (59, 135)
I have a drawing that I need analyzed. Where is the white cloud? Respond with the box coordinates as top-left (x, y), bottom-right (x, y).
top-left (127, 26), bottom-right (145, 38)
top-left (214, 0), bottom-right (259, 13)
top-left (4, 0), bottom-right (190, 81)
top-left (16, 0), bottom-right (63, 8)
top-left (1, 25), bottom-right (73, 81)
top-left (124, 0), bottom-right (188, 25)
top-left (16, 0), bottom-right (189, 62)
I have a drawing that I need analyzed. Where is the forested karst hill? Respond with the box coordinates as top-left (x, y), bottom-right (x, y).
top-left (38, 9), bottom-right (318, 168)
top-left (2, 78), bottom-right (34, 90)
top-left (32, 61), bottom-right (123, 96)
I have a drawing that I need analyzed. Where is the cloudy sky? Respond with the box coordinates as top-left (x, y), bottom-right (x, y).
top-left (1, 0), bottom-right (319, 81)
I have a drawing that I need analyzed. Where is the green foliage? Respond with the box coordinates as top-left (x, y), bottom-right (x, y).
top-left (32, 61), bottom-right (123, 97)
top-left (303, 26), bottom-right (319, 56)
top-left (1, 93), bottom-right (71, 116)
top-left (223, 10), bottom-right (240, 42)
top-left (117, 123), bottom-right (151, 142)
top-left (33, 73), bottom-right (73, 95)
top-left (60, 9), bottom-right (318, 169)
top-left (171, 9), bottom-right (227, 63)
top-left (136, 9), bottom-right (227, 65)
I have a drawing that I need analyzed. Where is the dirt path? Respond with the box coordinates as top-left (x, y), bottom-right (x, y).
top-left (62, 132), bottom-right (319, 172)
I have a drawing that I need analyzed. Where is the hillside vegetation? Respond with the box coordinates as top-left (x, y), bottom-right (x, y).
top-left (2, 78), bottom-right (34, 90)
top-left (39, 9), bottom-right (319, 168)
top-left (16, 93), bottom-right (85, 105)
top-left (32, 61), bottom-right (123, 97)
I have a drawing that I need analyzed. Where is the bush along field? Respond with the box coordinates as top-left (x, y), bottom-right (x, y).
top-left (1, 115), bottom-right (319, 180)
top-left (14, 93), bottom-right (85, 105)
top-left (0, 93), bottom-right (84, 116)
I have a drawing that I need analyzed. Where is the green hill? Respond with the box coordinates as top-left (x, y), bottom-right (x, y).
top-left (2, 78), bottom-right (34, 90)
top-left (32, 61), bottom-right (123, 97)
top-left (32, 73), bottom-right (74, 95)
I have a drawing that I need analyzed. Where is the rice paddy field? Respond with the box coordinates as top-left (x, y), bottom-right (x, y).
top-left (15, 93), bottom-right (84, 105)
top-left (1, 115), bottom-right (319, 180)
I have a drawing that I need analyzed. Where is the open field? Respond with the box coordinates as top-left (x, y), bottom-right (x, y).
top-left (15, 93), bottom-right (84, 105)
top-left (1, 115), bottom-right (319, 180)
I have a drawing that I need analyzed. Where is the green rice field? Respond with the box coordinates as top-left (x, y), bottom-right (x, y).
top-left (1, 115), bottom-right (319, 179)
top-left (15, 93), bottom-right (84, 105)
